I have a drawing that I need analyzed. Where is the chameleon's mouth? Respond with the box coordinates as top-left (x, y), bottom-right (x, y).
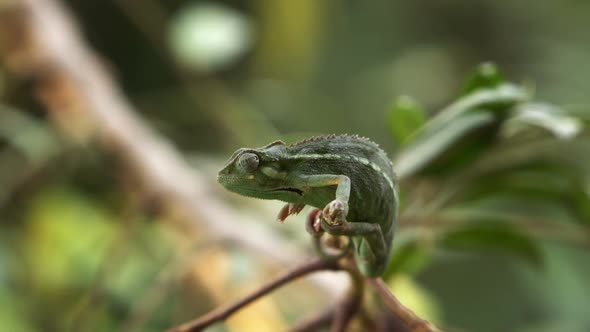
top-left (271, 188), bottom-right (304, 196)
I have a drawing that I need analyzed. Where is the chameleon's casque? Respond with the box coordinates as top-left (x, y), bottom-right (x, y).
top-left (218, 134), bottom-right (399, 277)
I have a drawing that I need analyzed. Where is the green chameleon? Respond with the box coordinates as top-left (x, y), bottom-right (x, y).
top-left (217, 134), bottom-right (399, 277)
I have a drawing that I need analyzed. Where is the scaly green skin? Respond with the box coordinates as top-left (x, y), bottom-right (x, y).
top-left (217, 134), bottom-right (399, 277)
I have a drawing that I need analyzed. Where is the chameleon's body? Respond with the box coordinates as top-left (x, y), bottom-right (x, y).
top-left (217, 134), bottom-right (399, 277)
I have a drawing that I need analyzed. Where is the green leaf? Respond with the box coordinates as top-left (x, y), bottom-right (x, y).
top-left (394, 84), bottom-right (529, 178)
top-left (419, 83), bottom-right (527, 138)
top-left (440, 222), bottom-right (543, 267)
top-left (383, 232), bottom-right (433, 279)
top-left (395, 111), bottom-right (495, 177)
top-left (505, 102), bottom-right (583, 139)
top-left (449, 166), bottom-right (590, 226)
top-left (464, 138), bottom-right (590, 177)
top-left (460, 62), bottom-right (504, 95)
top-left (388, 96), bottom-right (426, 144)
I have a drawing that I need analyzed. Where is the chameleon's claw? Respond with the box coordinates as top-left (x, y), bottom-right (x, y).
top-left (291, 203), bottom-right (305, 215)
top-left (277, 203), bottom-right (305, 222)
top-left (322, 199), bottom-right (348, 226)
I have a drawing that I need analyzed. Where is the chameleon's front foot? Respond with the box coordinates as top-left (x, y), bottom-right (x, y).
top-left (307, 208), bottom-right (352, 260)
top-left (322, 199), bottom-right (348, 227)
top-left (317, 199), bottom-right (354, 237)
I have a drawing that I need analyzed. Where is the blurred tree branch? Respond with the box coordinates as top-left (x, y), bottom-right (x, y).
top-left (167, 257), bottom-right (340, 332)
top-left (368, 278), bottom-right (441, 332)
top-left (168, 254), bottom-right (440, 332)
top-left (0, 0), bottom-right (345, 294)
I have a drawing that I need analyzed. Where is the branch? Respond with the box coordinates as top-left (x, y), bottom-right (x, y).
top-left (288, 308), bottom-right (335, 332)
top-left (167, 258), bottom-right (340, 332)
top-left (326, 259), bottom-right (363, 332)
top-left (368, 278), bottom-right (442, 332)
top-left (0, 0), bottom-right (346, 295)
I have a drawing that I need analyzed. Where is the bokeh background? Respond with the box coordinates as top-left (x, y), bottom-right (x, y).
top-left (1, 1), bottom-right (590, 331)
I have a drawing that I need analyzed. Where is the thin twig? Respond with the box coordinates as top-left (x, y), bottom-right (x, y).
top-left (368, 278), bottom-right (442, 332)
top-left (330, 261), bottom-right (364, 332)
top-left (167, 258), bottom-right (340, 332)
top-left (288, 308), bottom-right (335, 332)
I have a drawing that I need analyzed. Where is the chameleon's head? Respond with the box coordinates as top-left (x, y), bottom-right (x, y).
top-left (217, 140), bottom-right (303, 202)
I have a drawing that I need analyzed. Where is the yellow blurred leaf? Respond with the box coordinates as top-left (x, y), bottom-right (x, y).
top-left (388, 275), bottom-right (442, 325)
top-left (24, 187), bottom-right (116, 288)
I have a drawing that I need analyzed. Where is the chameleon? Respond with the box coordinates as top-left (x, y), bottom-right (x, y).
top-left (217, 134), bottom-right (399, 277)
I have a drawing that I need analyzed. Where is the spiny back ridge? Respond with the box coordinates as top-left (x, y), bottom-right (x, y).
top-left (290, 134), bottom-right (377, 148)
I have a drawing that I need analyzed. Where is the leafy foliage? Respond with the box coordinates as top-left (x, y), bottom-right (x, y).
top-left (387, 63), bottom-right (590, 281)
top-left (388, 96), bottom-right (426, 144)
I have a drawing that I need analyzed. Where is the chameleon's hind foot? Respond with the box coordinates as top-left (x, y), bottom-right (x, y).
top-left (276, 203), bottom-right (305, 222)
top-left (322, 199), bottom-right (348, 226)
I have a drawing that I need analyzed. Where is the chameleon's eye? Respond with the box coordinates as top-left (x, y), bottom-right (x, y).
top-left (237, 153), bottom-right (259, 173)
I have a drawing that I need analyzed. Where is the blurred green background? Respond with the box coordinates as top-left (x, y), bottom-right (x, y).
top-left (1, 1), bottom-right (590, 331)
